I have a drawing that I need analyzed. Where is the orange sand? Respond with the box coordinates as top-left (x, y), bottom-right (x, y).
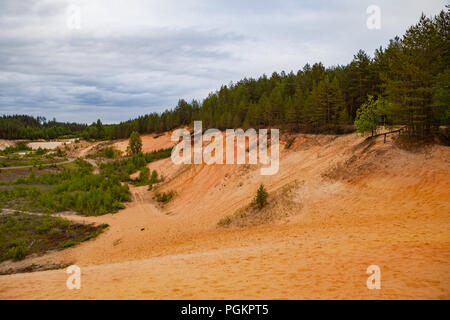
top-left (113, 131), bottom-right (176, 154)
top-left (0, 133), bottom-right (449, 299)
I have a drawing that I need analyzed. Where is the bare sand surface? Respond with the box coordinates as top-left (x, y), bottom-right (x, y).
top-left (0, 133), bottom-right (449, 299)
top-left (0, 140), bottom-right (14, 151)
top-left (113, 131), bottom-right (176, 154)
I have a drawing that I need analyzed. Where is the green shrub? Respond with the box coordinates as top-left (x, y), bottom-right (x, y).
top-left (4, 244), bottom-right (29, 261)
top-left (61, 240), bottom-right (76, 248)
top-left (253, 184), bottom-right (268, 209)
top-left (103, 147), bottom-right (115, 158)
top-left (139, 166), bottom-right (150, 184)
top-left (153, 190), bottom-right (175, 204)
top-left (127, 131), bottom-right (142, 156)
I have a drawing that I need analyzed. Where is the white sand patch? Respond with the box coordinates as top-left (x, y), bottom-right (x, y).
top-left (0, 140), bottom-right (15, 151)
top-left (27, 139), bottom-right (75, 150)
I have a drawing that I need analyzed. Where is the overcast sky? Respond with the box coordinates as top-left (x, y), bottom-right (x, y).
top-left (0, 0), bottom-right (446, 124)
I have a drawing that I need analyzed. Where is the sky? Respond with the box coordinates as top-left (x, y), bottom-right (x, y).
top-left (0, 0), bottom-right (446, 124)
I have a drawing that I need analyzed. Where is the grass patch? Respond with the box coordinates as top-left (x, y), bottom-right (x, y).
top-left (0, 212), bottom-right (108, 262)
top-left (100, 148), bottom-right (171, 184)
top-left (0, 158), bottom-right (60, 168)
top-left (153, 190), bottom-right (175, 204)
top-left (0, 159), bottom-right (130, 216)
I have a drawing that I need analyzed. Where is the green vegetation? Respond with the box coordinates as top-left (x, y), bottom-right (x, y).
top-left (3, 11), bottom-right (446, 141)
top-left (217, 183), bottom-right (270, 227)
top-left (153, 190), bottom-right (175, 204)
top-left (218, 181), bottom-right (300, 228)
top-left (143, 148), bottom-right (172, 162)
top-left (0, 159), bottom-right (130, 216)
top-left (103, 146), bottom-right (117, 158)
top-left (77, 10), bottom-right (446, 141)
top-left (147, 170), bottom-right (162, 190)
top-left (0, 212), bottom-right (108, 262)
top-left (81, 119), bottom-right (106, 140)
top-left (354, 96), bottom-right (383, 136)
top-left (99, 148), bottom-right (171, 183)
top-left (0, 115), bottom-right (86, 140)
top-left (138, 166), bottom-right (150, 185)
top-left (0, 158), bottom-right (59, 168)
top-left (0, 142), bottom-right (59, 168)
top-left (0, 142), bottom-right (31, 155)
top-left (253, 184), bottom-right (268, 209)
top-left (127, 131), bottom-right (143, 156)
top-left (86, 146), bottom-right (120, 159)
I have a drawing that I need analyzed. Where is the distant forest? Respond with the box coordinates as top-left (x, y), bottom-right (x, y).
top-left (1, 10), bottom-right (448, 140)
top-left (0, 115), bottom-right (86, 140)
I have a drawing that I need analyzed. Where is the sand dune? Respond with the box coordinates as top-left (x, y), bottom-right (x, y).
top-left (0, 132), bottom-right (449, 299)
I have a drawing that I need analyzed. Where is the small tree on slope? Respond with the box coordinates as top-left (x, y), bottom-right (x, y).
top-left (254, 184), bottom-right (268, 210)
top-left (127, 131), bottom-right (142, 156)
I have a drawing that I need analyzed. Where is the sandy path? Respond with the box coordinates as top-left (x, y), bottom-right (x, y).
top-left (0, 133), bottom-right (449, 299)
top-left (76, 141), bottom-right (103, 158)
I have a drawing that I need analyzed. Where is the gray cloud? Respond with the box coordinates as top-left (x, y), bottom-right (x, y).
top-left (0, 0), bottom-right (446, 123)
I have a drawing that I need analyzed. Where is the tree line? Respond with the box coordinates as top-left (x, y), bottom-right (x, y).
top-left (0, 115), bottom-right (86, 140)
top-left (2, 10), bottom-right (448, 140)
top-left (96, 10), bottom-right (448, 140)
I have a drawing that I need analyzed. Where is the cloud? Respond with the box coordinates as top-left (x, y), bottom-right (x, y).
top-left (0, 0), bottom-right (446, 123)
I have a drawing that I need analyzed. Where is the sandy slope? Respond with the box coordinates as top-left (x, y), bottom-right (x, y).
top-left (113, 131), bottom-right (176, 154)
top-left (0, 133), bottom-right (449, 299)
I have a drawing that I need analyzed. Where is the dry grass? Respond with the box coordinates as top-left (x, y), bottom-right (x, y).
top-left (218, 180), bottom-right (303, 228)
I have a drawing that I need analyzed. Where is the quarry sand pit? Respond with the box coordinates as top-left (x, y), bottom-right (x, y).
top-left (0, 133), bottom-right (449, 299)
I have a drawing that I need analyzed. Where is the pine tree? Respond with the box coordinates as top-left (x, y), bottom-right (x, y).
top-left (253, 184), bottom-right (268, 209)
top-left (127, 131), bottom-right (142, 156)
top-left (354, 96), bottom-right (381, 136)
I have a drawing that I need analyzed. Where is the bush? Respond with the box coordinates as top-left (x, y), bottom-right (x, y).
top-left (103, 147), bottom-right (115, 158)
top-left (61, 240), bottom-right (76, 248)
top-left (148, 170), bottom-right (161, 190)
top-left (4, 244), bottom-right (29, 261)
top-left (0, 142), bottom-right (31, 156)
top-left (153, 190), bottom-right (175, 204)
top-left (253, 184), bottom-right (268, 209)
top-left (139, 166), bottom-right (150, 184)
